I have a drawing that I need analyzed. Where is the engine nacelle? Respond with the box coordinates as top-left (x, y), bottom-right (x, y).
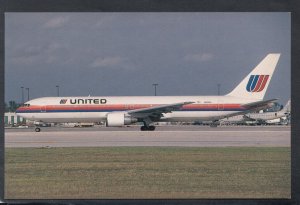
top-left (106, 112), bottom-right (137, 127)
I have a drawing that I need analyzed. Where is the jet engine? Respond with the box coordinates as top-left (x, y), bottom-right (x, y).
top-left (106, 112), bottom-right (137, 127)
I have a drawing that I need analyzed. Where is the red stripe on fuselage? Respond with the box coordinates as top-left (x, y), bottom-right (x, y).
top-left (17, 103), bottom-right (243, 112)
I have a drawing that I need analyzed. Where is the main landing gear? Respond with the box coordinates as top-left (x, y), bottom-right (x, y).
top-left (140, 119), bottom-right (156, 131)
top-left (140, 125), bottom-right (156, 131)
top-left (35, 127), bottom-right (41, 132)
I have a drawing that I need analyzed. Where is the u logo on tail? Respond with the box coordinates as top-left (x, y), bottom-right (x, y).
top-left (246, 75), bottom-right (270, 92)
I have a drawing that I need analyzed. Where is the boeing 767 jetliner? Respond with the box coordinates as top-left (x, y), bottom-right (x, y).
top-left (16, 54), bottom-right (280, 131)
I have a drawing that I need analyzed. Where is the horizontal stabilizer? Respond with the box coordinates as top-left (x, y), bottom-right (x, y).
top-left (242, 98), bottom-right (278, 112)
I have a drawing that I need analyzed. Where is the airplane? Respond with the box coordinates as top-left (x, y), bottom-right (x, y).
top-left (244, 100), bottom-right (290, 123)
top-left (220, 100), bottom-right (290, 125)
top-left (16, 53), bottom-right (280, 132)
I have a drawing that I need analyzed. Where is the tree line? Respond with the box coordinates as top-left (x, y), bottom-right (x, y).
top-left (5, 101), bottom-right (22, 112)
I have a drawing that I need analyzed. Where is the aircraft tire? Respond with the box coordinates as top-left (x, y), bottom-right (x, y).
top-left (35, 127), bottom-right (41, 132)
top-left (141, 126), bottom-right (156, 131)
top-left (149, 126), bottom-right (156, 131)
top-left (140, 126), bottom-right (147, 131)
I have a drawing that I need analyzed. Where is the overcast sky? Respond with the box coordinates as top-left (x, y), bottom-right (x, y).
top-left (5, 12), bottom-right (290, 105)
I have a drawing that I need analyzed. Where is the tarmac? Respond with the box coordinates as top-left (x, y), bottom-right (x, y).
top-left (5, 125), bottom-right (290, 148)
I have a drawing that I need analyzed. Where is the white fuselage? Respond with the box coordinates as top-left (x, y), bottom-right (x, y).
top-left (16, 96), bottom-right (258, 123)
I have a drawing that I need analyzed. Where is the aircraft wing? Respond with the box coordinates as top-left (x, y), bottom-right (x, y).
top-left (128, 101), bottom-right (194, 120)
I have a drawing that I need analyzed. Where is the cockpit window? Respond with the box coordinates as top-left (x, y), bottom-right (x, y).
top-left (21, 103), bottom-right (30, 107)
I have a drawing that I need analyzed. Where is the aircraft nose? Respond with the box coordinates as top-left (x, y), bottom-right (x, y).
top-left (16, 106), bottom-right (26, 115)
top-left (16, 107), bottom-right (21, 113)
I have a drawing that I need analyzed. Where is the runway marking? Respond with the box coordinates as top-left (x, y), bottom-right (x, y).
top-left (6, 141), bottom-right (279, 143)
top-left (7, 141), bottom-right (55, 144)
top-left (57, 130), bottom-right (290, 133)
top-left (5, 127), bottom-right (290, 148)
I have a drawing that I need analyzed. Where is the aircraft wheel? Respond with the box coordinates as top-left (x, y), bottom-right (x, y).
top-left (141, 125), bottom-right (156, 131)
top-left (149, 126), bottom-right (156, 131)
top-left (210, 124), bottom-right (218, 128)
top-left (35, 127), bottom-right (41, 132)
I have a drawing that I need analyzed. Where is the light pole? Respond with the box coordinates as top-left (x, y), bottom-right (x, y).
top-left (217, 83), bottom-right (221, 96)
top-left (25, 88), bottom-right (30, 101)
top-left (21, 86), bottom-right (24, 103)
top-left (56, 85), bottom-right (60, 97)
top-left (152, 83), bottom-right (158, 96)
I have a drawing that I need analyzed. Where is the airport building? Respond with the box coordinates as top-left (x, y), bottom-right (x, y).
top-left (4, 112), bottom-right (26, 126)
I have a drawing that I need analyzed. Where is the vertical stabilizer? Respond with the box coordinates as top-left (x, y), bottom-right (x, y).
top-left (226, 54), bottom-right (280, 100)
top-left (281, 100), bottom-right (291, 113)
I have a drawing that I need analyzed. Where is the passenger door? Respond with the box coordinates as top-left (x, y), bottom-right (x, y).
top-left (218, 100), bottom-right (224, 111)
top-left (40, 106), bottom-right (47, 113)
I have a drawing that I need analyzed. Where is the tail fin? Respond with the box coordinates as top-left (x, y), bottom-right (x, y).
top-left (226, 53), bottom-right (280, 100)
top-left (281, 100), bottom-right (290, 113)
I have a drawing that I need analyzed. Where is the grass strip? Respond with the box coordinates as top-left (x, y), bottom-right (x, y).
top-left (5, 147), bottom-right (290, 199)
